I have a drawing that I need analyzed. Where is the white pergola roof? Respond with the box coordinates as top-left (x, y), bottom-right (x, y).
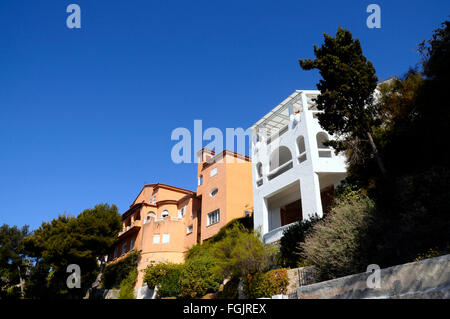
top-left (252, 90), bottom-right (319, 137)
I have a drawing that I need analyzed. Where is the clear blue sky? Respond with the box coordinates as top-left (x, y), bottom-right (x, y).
top-left (1, 0), bottom-right (449, 231)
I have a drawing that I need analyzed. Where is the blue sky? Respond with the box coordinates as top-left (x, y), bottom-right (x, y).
top-left (1, 0), bottom-right (449, 231)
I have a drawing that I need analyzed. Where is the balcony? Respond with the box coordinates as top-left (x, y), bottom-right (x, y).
top-left (263, 222), bottom-right (296, 244)
top-left (118, 222), bottom-right (141, 238)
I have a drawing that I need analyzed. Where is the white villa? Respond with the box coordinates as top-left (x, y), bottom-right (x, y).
top-left (251, 90), bottom-right (347, 244)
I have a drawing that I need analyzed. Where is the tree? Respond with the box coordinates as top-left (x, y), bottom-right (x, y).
top-left (279, 215), bottom-right (321, 268)
top-left (211, 224), bottom-right (277, 279)
top-left (299, 27), bottom-right (386, 175)
top-left (23, 203), bottom-right (121, 298)
top-left (0, 224), bottom-right (29, 298)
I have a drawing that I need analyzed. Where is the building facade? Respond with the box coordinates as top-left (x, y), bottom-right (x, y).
top-left (107, 150), bottom-right (253, 289)
top-left (251, 90), bottom-right (347, 244)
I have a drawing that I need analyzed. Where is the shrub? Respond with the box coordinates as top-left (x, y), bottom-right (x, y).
top-left (212, 223), bottom-right (277, 279)
top-left (144, 262), bottom-right (182, 298)
top-left (118, 268), bottom-right (137, 299)
top-left (243, 268), bottom-right (289, 299)
top-left (300, 192), bottom-right (375, 280)
top-left (179, 250), bottom-right (221, 298)
top-left (208, 216), bottom-right (253, 244)
top-left (279, 214), bottom-right (321, 268)
top-left (101, 251), bottom-right (140, 289)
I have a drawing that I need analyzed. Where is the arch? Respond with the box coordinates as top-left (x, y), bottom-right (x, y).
top-left (147, 211), bottom-right (156, 220)
top-left (269, 146), bottom-right (292, 171)
top-left (316, 132), bottom-right (330, 149)
top-left (161, 210), bottom-right (169, 218)
top-left (256, 162), bottom-right (263, 178)
top-left (297, 136), bottom-right (306, 154)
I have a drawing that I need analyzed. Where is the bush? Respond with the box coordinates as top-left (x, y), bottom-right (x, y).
top-left (179, 250), bottom-right (221, 298)
top-left (212, 223), bottom-right (277, 279)
top-left (144, 262), bottom-right (182, 298)
top-left (118, 268), bottom-right (137, 299)
top-left (300, 192), bottom-right (375, 280)
top-left (208, 216), bottom-right (253, 244)
top-left (243, 268), bottom-right (289, 299)
top-left (101, 251), bottom-right (140, 289)
top-left (279, 214), bottom-right (321, 268)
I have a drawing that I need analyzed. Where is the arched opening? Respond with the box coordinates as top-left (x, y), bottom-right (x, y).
top-left (316, 132), bottom-right (332, 158)
top-left (256, 162), bottom-right (262, 178)
top-left (268, 146), bottom-right (293, 180)
top-left (316, 132), bottom-right (330, 148)
top-left (146, 211), bottom-right (156, 223)
top-left (296, 136), bottom-right (307, 163)
top-left (269, 146), bottom-right (292, 171)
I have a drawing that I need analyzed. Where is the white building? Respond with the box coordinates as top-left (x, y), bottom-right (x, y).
top-left (251, 90), bottom-right (347, 244)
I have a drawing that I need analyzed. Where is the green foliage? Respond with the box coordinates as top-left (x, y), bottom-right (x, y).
top-left (179, 251), bottom-right (221, 298)
top-left (211, 223), bottom-right (277, 279)
top-left (301, 192), bottom-right (375, 280)
top-left (208, 216), bottom-right (253, 244)
top-left (243, 269), bottom-right (289, 299)
top-left (0, 224), bottom-right (28, 298)
top-left (102, 250), bottom-right (140, 289)
top-left (299, 27), bottom-right (378, 142)
top-left (23, 203), bottom-right (122, 298)
top-left (279, 215), bottom-right (321, 268)
top-left (118, 268), bottom-right (137, 299)
top-left (144, 262), bottom-right (183, 298)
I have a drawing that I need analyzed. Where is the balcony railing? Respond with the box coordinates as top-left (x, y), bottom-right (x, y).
top-left (263, 222), bottom-right (297, 244)
top-left (267, 159), bottom-right (293, 181)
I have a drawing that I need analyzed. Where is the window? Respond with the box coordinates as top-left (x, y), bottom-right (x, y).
top-left (146, 211), bottom-right (156, 223)
top-left (178, 206), bottom-right (186, 218)
top-left (198, 175), bottom-right (203, 186)
top-left (153, 234), bottom-right (160, 244)
top-left (121, 243), bottom-right (127, 256)
top-left (210, 167), bottom-right (217, 177)
top-left (207, 209), bottom-right (220, 226)
top-left (161, 210), bottom-right (169, 218)
top-left (162, 234), bottom-right (170, 244)
top-left (152, 196), bottom-right (156, 204)
top-left (113, 247), bottom-right (118, 259)
top-left (316, 132), bottom-right (332, 158)
top-left (187, 225), bottom-right (193, 234)
top-left (256, 162), bottom-right (262, 178)
top-left (297, 136), bottom-right (307, 163)
top-left (130, 237), bottom-right (136, 250)
top-left (210, 188), bottom-right (218, 197)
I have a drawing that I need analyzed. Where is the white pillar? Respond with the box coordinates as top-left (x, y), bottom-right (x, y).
top-left (262, 197), bottom-right (270, 235)
top-left (299, 173), bottom-right (323, 219)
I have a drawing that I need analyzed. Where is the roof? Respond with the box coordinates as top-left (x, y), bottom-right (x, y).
top-left (251, 90), bottom-right (320, 137)
top-left (197, 148), bottom-right (251, 165)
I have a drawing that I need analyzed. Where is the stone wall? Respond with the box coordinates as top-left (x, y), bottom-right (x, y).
top-left (286, 266), bottom-right (319, 298)
top-left (297, 254), bottom-right (450, 299)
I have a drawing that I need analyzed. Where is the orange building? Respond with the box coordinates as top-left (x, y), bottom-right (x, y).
top-left (107, 149), bottom-right (253, 290)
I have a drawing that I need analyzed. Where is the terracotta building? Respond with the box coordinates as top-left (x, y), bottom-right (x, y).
top-left (107, 149), bottom-right (253, 289)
